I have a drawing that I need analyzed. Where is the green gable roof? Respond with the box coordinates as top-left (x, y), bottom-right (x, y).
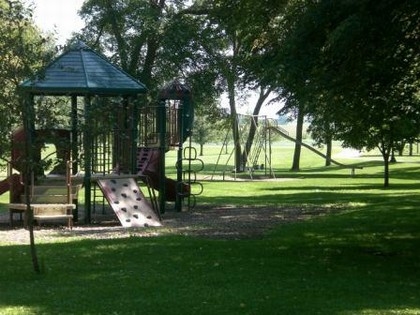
top-left (20, 42), bottom-right (147, 96)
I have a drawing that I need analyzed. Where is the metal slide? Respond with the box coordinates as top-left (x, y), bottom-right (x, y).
top-left (137, 147), bottom-right (186, 201)
top-left (97, 177), bottom-right (162, 228)
top-left (268, 125), bottom-right (360, 168)
top-left (0, 176), bottom-right (11, 195)
top-left (0, 174), bottom-right (22, 198)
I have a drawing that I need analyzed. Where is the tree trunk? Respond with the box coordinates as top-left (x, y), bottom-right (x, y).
top-left (199, 143), bottom-right (204, 156)
top-left (140, 36), bottom-right (159, 88)
top-left (105, 2), bottom-right (128, 71)
top-left (226, 69), bottom-right (242, 172)
top-left (384, 152), bottom-right (390, 187)
top-left (390, 149), bottom-right (397, 163)
top-left (291, 106), bottom-right (304, 171)
top-left (242, 116), bottom-right (257, 169)
top-left (24, 167), bottom-right (40, 273)
top-left (325, 134), bottom-right (332, 167)
top-left (22, 95), bottom-right (40, 274)
top-left (241, 88), bottom-right (272, 169)
top-left (232, 111), bottom-right (242, 172)
top-left (380, 142), bottom-right (391, 187)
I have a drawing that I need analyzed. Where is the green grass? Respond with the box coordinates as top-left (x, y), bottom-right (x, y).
top-left (1, 142), bottom-right (420, 314)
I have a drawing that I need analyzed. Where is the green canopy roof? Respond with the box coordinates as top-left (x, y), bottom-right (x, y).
top-left (20, 41), bottom-right (147, 96)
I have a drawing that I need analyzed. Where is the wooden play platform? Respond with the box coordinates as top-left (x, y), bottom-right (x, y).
top-left (9, 185), bottom-right (80, 229)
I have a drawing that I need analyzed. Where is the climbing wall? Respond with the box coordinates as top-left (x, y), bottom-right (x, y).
top-left (97, 177), bottom-right (162, 228)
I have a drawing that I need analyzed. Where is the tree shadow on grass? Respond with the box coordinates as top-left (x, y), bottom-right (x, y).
top-left (1, 223), bottom-right (419, 315)
top-left (199, 190), bottom-right (420, 209)
top-left (207, 160), bottom-right (387, 181)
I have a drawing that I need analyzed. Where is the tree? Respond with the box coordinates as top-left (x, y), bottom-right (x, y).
top-left (188, 0), bottom-right (285, 171)
top-left (247, 0), bottom-right (420, 185)
top-left (0, 0), bottom-right (53, 152)
top-left (192, 114), bottom-right (220, 156)
top-left (77, 0), bottom-right (285, 172)
top-left (0, 0), bottom-right (54, 273)
top-left (204, 0), bottom-right (307, 171)
top-left (78, 0), bottom-right (223, 101)
top-left (306, 102), bottom-right (335, 167)
top-left (306, 0), bottom-right (419, 186)
top-left (191, 94), bottom-right (230, 156)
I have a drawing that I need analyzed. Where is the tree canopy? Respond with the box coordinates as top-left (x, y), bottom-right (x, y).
top-left (244, 0), bottom-right (420, 185)
top-left (2, 0), bottom-right (419, 186)
top-left (78, 0), bottom-right (224, 106)
top-left (0, 0), bottom-right (53, 162)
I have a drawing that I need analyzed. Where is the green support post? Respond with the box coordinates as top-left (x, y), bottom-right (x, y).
top-left (175, 102), bottom-right (184, 212)
top-left (83, 95), bottom-right (92, 224)
top-left (71, 95), bottom-right (78, 174)
top-left (158, 99), bottom-right (166, 214)
top-left (71, 94), bottom-right (79, 221)
top-left (131, 96), bottom-right (139, 174)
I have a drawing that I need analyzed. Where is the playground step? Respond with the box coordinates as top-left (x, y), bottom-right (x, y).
top-left (9, 203), bottom-right (75, 228)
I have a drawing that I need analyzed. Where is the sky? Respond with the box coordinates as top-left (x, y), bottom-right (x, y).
top-left (27, 0), bottom-right (281, 118)
top-left (28, 0), bottom-right (85, 45)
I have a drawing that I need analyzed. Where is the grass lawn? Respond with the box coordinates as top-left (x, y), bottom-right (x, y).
top-left (0, 142), bottom-right (420, 314)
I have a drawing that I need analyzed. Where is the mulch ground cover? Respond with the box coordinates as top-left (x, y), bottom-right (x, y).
top-left (0, 205), bottom-right (339, 244)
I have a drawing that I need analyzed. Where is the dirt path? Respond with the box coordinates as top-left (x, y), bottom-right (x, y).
top-left (0, 205), bottom-right (338, 244)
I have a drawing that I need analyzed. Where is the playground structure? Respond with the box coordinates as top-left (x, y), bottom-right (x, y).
top-left (212, 114), bottom-right (279, 179)
top-left (1, 41), bottom-right (201, 228)
top-left (212, 114), bottom-right (360, 180)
